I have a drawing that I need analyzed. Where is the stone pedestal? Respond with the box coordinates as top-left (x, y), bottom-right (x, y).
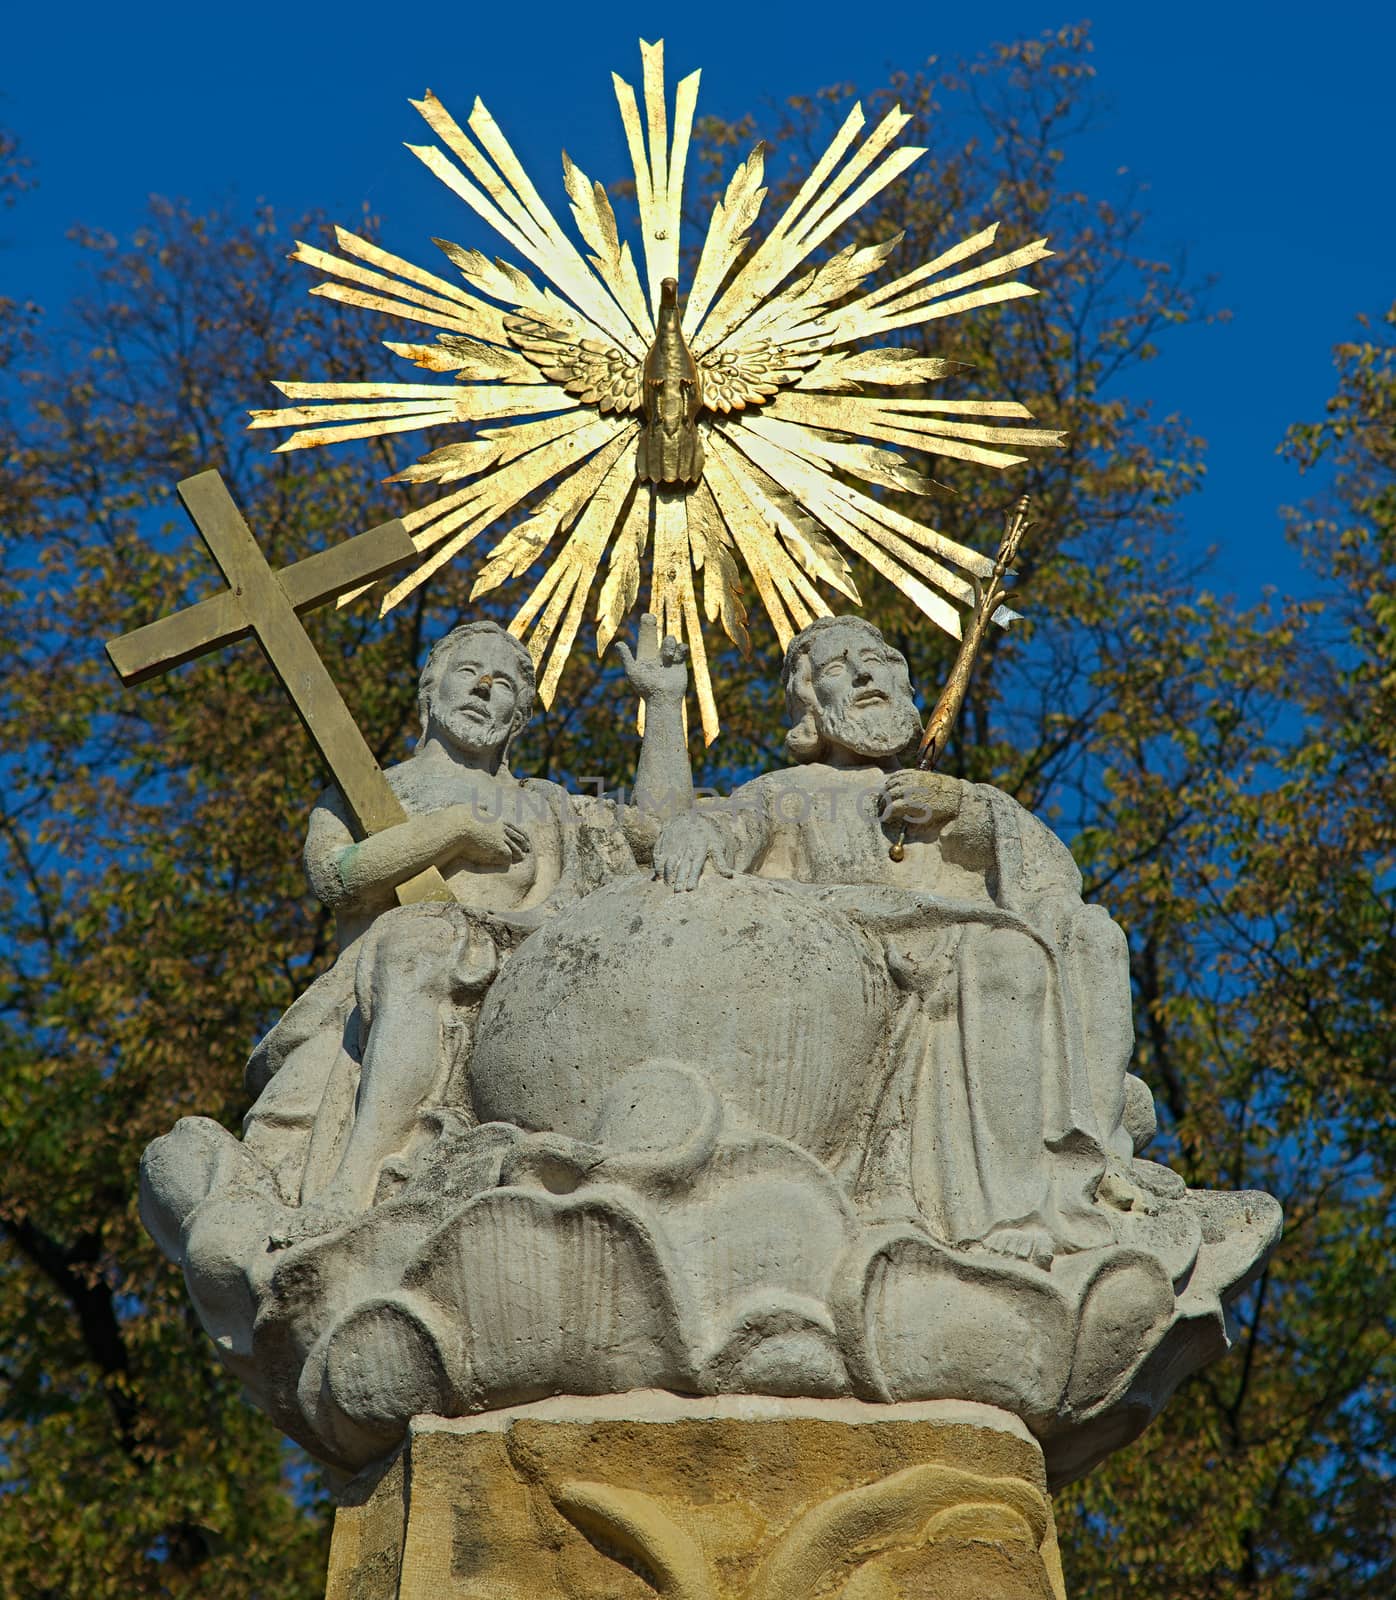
top-left (325, 1393), bottom-right (1067, 1600)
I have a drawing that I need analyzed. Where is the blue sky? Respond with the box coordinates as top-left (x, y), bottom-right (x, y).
top-left (3, 1), bottom-right (1392, 604)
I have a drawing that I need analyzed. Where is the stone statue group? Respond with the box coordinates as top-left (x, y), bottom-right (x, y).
top-left (141, 614), bottom-right (1279, 1486)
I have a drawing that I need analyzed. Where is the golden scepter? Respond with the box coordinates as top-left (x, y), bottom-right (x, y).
top-left (889, 493), bottom-right (1034, 862)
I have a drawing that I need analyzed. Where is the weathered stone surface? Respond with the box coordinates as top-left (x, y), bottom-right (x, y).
top-left (326, 1395), bottom-right (1068, 1600)
top-left (140, 614), bottom-right (1281, 1491)
top-left (469, 872), bottom-right (894, 1164)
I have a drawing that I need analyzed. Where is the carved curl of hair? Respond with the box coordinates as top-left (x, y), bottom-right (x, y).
top-left (779, 615), bottom-right (914, 764)
top-left (417, 620), bottom-right (537, 750)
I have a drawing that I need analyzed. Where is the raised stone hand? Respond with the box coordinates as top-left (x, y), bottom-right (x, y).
top-left (878, 768), bottom-right (961, 829)
top-left (614, 612), bottom-right (689, 705)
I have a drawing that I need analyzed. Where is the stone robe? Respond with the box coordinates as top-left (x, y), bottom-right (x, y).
top-left (241, 767), bottom-right (636, 1205)
top-left (697, 763), bottom-right (1136, 1253)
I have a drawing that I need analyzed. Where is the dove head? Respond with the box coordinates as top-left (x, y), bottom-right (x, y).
top-left (660, 277), bottom-right (679, 308)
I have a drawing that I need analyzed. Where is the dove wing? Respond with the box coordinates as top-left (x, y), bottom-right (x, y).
top-left (507, 314), bottom-right (643, 415)
top-left (697, 338), bottom-right (821, 414)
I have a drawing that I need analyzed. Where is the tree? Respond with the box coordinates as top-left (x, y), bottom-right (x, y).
top-left (1060, 305), bottom-right (1396, 1599)
top-left (0, 29), bottom-right (1389, 1597)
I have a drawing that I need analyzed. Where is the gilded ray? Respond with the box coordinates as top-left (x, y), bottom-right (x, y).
top-left (270, 380), bottom-right (477, 403)
top-left (711, 437), bottom-right (860, 601)
top-left (694, 99), bottom-right (865, 348)
top-left (269, 410), bottom-right (461, 454)
top-left (703, 436), bottom-right (832, 648)
top-left (768, 390), bottom-right (1063, 447)
top-left (717, 422), bottom-right (972, 632)
top-left (330, 225), bottom-right (488, 309)
top-left (385, 337), bottom-right (542, 383)
top-left (649, 490), bottom-right (690, 659)
top-left (468, 97), bottom-right (653, 353)
top-left (737, 411), bottom-right (935, 497)
top-left (728, 237), bottom-right (901, 352)
top-left (681, 143), bottom-right (767, 340)
top-left (410, 93), bottom-right (645, 356)
top-left (787, 106), bottom-right (913, 247)
top-left (401, 482), bottom-right (480, 533)
top-left (795, 348), bottom-right (964, 391)
top-left (562, 153), bottom-right (653, 341)
top-left (474, 430), bottom-right (637, 600)
top-left (873, 237), bottom-right (1054, 319)
top-left (831, 279), bottom-right (1041, 346)
top-left (256, 40), bottom-right (1064, 737)
top-left (468, 507), bottom-right (566, 600)
top-left (692, 105), bottom-right (923, 356)
top-left (262, 387), bottom-right (577, 442)
top-left (513, 437), bottom-right (639, 701)
top-left (290, 239), bottom-right (487, 329)
top-left (379, 416), bottom-right (635, 612)
top-left (764, 390), bottom-right (1053, 471)
top-left (615, 41), bottom-right (702, 312)
top-left (402, 415), bottom-right (634, 562)
top-left (308, 280), bottom-right (481, 338)
top-left (686, 478), bottom-right (750, 655)
top-left (390, 409), bottom-right (608, 492)
top-left (857, 222), bottom-right (1004, 311)
top-left (431, 238), bottom-right (618, 355)
top-left (597, 484), bottom-right (652, 656)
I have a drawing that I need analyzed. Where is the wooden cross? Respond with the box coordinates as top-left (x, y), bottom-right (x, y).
top-left (107, 469), bottom-right (452, 906)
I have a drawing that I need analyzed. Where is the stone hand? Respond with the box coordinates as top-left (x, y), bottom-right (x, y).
top-left (614, 612), bottom-right (689, 704)
top-left (878, 769), bottom-right (961, 829)
top-left (499, 821), bottom-right (531, 862)
top-left (652, 812), bottom-right (731, 893)
top-left (446, 804), bottom-right (531, 866)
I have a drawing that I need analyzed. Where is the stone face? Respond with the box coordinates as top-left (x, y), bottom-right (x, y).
top-left (139, 615), bottom-right (1282, 1489)
top-left (326, 1395), bottom-right (1068, 1600)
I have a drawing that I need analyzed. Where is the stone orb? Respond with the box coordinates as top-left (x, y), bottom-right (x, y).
top-left (469, 873), bottom-right (893, 1166)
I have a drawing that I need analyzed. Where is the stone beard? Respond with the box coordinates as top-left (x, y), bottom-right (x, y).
top-left (814, 693), bottom-right (920, 762)
top-left (138, 614), bottom-right (1282, 1493)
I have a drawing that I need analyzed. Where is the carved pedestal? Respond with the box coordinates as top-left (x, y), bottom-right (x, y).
top-left (325, 1393), bottom-right (1067, 1600)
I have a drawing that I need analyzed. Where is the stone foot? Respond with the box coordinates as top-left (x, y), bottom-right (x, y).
top-left (976, 1225), bottom-right (1056, 1271)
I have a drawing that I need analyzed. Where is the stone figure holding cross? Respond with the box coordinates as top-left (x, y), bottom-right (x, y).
top-left (238, 612), bottom-right (691, 1221)
top-left (123, 472), bottom-right (692, 1259)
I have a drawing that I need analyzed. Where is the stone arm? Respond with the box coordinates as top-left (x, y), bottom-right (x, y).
top-left (930, 782), bottom-right (998, 875)
top-left (962, 782), bottom-right (1084, 910)
top-left (613, 615), bottom-right (694, 860)
top-left (880, 772), bottom-right (1081, 906)
top-left (303, 785), bottom-right (522, 918)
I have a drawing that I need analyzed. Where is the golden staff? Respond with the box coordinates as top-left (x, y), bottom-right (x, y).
top-left (889, 494), bottom-right (1034, 862)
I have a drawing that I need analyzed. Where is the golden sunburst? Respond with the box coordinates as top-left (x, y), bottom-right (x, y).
top-left (250, 40), bottom-right (1060, 742)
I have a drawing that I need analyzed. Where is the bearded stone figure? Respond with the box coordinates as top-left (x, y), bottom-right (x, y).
top-left (140, 612), bottom-right (1279, 1492)
top-left (643, 615), bottom-right (1141, 1267)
